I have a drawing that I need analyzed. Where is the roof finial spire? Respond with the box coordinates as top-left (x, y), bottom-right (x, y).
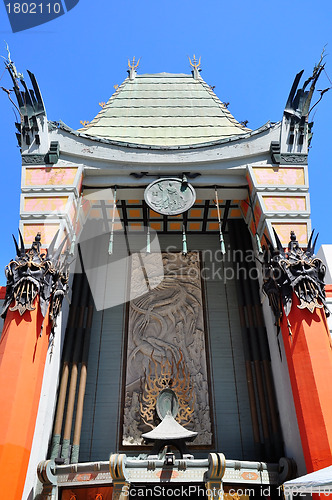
top-left (128, 56), bottom-right (140, 80)
top-left (189, 54), bottom-right (201, 80)
top-left (2, 41), bottom-right (23, 81)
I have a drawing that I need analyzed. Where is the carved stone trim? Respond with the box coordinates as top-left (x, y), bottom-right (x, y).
top-left (206, 453), bottom-right (226, 481)
top-left (109, 454), bottom-right (130, 500)
top-left (22, 154), bottom-right (46, 165)
top-left (279, 153), bottom-right (308, 164)
top-left (53, 456), bottom-right (281, 486)
top-left (22, 142), bottom-right (60, 165)
top-left (270, 141), bottom-right (281, 164)
top-left (121, 252), bottom-right (213, 449)
top-left (278, 457), bottom-right (297, 482)
top-left (45, 141), bottom-right (60, 165)
top-left (270, 141), bottom-right (308, 165)
top-left (205, 453), bottom-right (226, 500)
top-left (37, 460), bottom-right (57, 486)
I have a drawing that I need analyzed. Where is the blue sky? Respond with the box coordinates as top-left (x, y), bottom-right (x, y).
top-left (0, 0), bottom-right (331, 284)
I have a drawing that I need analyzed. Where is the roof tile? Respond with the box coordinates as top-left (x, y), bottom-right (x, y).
top-left (79, 73), bottom-right (250, 147)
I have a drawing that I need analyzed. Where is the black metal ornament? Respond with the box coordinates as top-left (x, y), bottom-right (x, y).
top-left (261, 229), bottom-right (329, 324)
top-left (1, 231), bottom-right (69, 328)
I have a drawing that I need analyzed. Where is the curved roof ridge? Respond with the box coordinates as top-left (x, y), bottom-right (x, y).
top-left (198, 77), bottom-right (250, 132)
top-left (60, 119), bottom-right (277, 150)
top-left (78, 77), bottom-right (130, 131)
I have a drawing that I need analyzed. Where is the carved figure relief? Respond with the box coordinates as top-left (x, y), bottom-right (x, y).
top-left (122, 252), bottom-right (212, 447)
top-left (144, 178), bottom-right (196, 215)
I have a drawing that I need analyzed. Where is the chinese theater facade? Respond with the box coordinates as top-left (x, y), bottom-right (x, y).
top-left (0, 55), bottom-right (332, 500)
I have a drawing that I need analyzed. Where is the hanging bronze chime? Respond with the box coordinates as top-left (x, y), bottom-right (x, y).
top-left (214, 187), bottom-right (226, 255)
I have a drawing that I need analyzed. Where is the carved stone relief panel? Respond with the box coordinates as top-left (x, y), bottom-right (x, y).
top-left (121, 252), bottom-right (213, 447)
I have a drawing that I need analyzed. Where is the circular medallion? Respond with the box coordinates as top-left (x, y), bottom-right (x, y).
top-left (156, 388), bottom-right (179, 419)
top-left (144, 178), bottom-right (196, 216)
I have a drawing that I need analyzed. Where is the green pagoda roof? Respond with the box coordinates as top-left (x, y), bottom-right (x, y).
top-left (78, 72), bottom-right (250, 147)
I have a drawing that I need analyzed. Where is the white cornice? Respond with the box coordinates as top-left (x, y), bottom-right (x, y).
top-left (48, 121), bottom-right (280, 167)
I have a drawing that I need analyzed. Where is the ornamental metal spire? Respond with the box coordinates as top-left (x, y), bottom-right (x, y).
top-left (3, 41), bottom-right (23, 81)
top-left (189, 54), bottom-right (201, 79)
top-left (128, 56), bottom-right (140, 80)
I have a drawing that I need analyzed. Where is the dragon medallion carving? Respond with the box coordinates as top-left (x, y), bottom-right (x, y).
top-left (122, 252), bottom-right (213, 447)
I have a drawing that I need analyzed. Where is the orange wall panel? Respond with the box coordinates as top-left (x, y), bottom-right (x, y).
top-left (69, 203), bottom-right (77, 225)
top-left (272, 223), bottom-right (308, 246)
top-left (207, 222), bottom-right (219, 231)
top-left (25, 167), bottom-right (78, 186)
top-left (190, 208), bottom-right (203, 218)
top-left (128, 209), bottom-right (141, 218)
top-left (23, 224), bottom-right (60, 245)
top-left (150, 210), bottom-right (161, 219)
top-left (129, 223), bottom-right (143, 231)
top-left (252, 167), bottom-right (305, 185)
top-left (249, 219), bottom-right (256, 237)
top-left (188, 222), bottom-right (201, 231)
top-left (77, 174), bottom-right (83, 195)
top-left (240, 197), bottom-right (249, 218)
top-left (62, 486), bottom-right (113, 499)
top-left (263, 196), bottom-right (306, 212)
top-left (230, 208), bottom-right (242, 218)
top-left (24, 196), bottom-right (68, 213)
top-left (169, 222), bottom-right (182, 231)
top-left (209, 208), bottom-right (218, 218)
top-left (253, 201), bottom-right (262, 226)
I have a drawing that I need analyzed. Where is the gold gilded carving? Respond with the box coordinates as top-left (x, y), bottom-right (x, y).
top-left (188, 54), bottom-right (201, 70)
top-left (128, 56), bottom-right (140, 71)
top-left (140, 352), bottom-right (195, 429)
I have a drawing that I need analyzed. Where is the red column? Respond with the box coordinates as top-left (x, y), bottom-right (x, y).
top-left (280, 293), bottom-right (332, 473)
top-left (0, 298), bottom-right (51, 499)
